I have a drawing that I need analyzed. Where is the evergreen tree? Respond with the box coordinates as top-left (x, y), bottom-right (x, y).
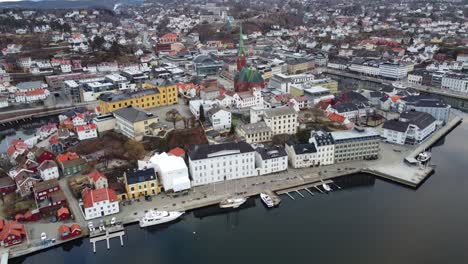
top-left (199, 105), bottom-right (205, 122)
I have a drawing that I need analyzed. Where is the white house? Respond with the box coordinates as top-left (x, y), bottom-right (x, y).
top-left (140, 152), bottom-right (191, 192)
top-left (285, 141), bottom-right (319, 168)
top-left (309, 131), bottom-right (335, 165)
top-left (233, 89), bottom-right (263, 109)
top-left (37, 160), bottom-right (60, 181)
top-left (255, 147), bottom-right (288, 175)
top-left (72, 114), bottom-right (87, 127)
top-left (262, 106), bottom-right (298, 135)
top-left (207, 108), bottom-right (231, 131)
top-left (189, 100), bottom-right (217, 118)
top-left (188, 141), bottom-right (257, 186)
top-left (76, 123), bottom-right (98, 140)
top-left (382, 111), bottom-right (437, 145)
top-left (81, 188), bottom-right (119, 220)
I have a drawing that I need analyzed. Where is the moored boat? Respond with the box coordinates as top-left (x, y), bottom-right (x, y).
top-left (322, 183), bottom-right (332, 192)
top-left (219, 197), bottom-right (247, 209)
top-left (139, 210), bottom-right (184, 228)
top-left (260, 193), bottom-right (274, 208)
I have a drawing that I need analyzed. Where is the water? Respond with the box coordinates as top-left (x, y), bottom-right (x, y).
top-left (10, 113), bottom-right (468, 263)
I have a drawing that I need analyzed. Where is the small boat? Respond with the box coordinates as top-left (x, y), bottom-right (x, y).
top-left (219, 197), bottom-right (247, 209)
top-left (322, 183), bottom-right (332, 192)
top-left (417, 151), bottom-right (431, 163)
top-left (260, 193), bottom-right (274, 208)
top-left (139, 210), bottom-right (184, 228)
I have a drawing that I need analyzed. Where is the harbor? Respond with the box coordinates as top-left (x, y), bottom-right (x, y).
top-left (3, 112), bottom-right (465, 264)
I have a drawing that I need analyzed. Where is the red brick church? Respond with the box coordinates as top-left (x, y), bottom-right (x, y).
top-left (234, 26), bottom-right (265, 92)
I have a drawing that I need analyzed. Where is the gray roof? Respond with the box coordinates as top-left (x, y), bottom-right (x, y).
top-left (126, 168), bottom-right (156, 185)
top-left (238, 121), bottom-right (272, 135)
top-left (188, 141), bottom-right (254, 161)
top-left (287, 141), bottom-right (317, 155)
top-left (382, 119), bottom-right (410, 132)
top-left (256, 146), bottom-right (287, 160)
top-left (113, 106), bottom-right (156, 123)
top-left (400, 110), bottom-right (436, 129)
top-left (98, 89), bottom-right (159, 102)
top-left (16, 81), bottom-right (44, 90)
top-left (263, 107), bottom-right (296, 118)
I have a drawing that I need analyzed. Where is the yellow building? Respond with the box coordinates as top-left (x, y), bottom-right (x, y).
top-left (98, 80), bottom-right (178, 114)
top-left (124, 168), bottom-right (162, 199)
top-left (142, 79), bottom-right (178, 107)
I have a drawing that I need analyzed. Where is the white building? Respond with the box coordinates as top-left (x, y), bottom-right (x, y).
top-left (189, 100), bottom-right (217, 118)
top-left (379, 63), bottom-right (408, 80)
top-left (76, 123), bottom-right (98, 141)
top-left (285, 141), bottom-right (318, 168)
top-left (233, 89), bottom-right (263, 109)
top-left (252, 106), bottom-right (298, 135)
top-left (441, 73), bottom-right (468, 93)
top-left (37, 160), bottom-right (60, 181)
top-left (382, 111), bottom-right (437, 145)
top-left (207, 108), bottom-right (231, 131)
top-left (140, 152), bottom-right (191, 192)
top-left (81, 188), bottom-right (119, 220)
top-left (188, 142), bottom-right (257, 186)
top-left (269, 73), bottom-right (315, 93)
top-left (309, 131), bottom-right (335, 165)
top-left (255, 147), bottom-right (288, 175)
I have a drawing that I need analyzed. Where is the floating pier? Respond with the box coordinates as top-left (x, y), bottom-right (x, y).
top-left (89, 224), bottom-right (125, 253)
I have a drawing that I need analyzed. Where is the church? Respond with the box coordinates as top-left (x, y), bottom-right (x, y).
top-left (234, 26), bottom-right (265, 93)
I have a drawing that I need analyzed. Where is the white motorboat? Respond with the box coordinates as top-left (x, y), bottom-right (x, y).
top-left (260, 193), bottom-right (274, 208)
top-left (417, 151), bottom-right (431, 163)
top-left (219, 197), bottom-right (247, 209)
top-left (322, 183), bottom-right (332, 192)
top-left (139, 210), bottom-right (184, 228)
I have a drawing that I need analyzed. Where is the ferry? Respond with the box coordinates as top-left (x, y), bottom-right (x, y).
top-left (322, 183), bottom-right (332, 192)
top-left (260, 193), bottom-right (274, 208)
top-left (219, 197), bottom-right (247, 209)
top-left (139, 210), bottom-right (185, 228)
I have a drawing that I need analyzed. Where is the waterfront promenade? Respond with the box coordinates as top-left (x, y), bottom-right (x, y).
top-left (5, 113), bottom-right (463, 260)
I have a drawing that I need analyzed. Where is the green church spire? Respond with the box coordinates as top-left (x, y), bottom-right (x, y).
top-left (238, 24), bottom-right (246, 56)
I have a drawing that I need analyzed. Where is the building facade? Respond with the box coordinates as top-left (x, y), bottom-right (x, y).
top-left (255, 146), bottom-right (288, 175)
top-left (188, 142), bottom-right (257, 186)
top-left (331, 128), bottom-right (380, 163)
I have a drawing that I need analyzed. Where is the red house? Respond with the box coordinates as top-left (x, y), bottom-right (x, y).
top-left (59, 224), bottom-right (81, 240)
top-left (57, 207), bottom-right (70, 221)
top-left (36, 149), bottom-right (55, 164)
top-left (0, 221), bottom-right (26, 247)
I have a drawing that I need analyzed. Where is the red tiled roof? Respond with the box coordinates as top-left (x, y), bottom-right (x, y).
top-left (75, 123), bottom-right (97, 132)
top-left (58, 225), bottom-right (70, 235)
top-left (161, 33), bottom-right (177, 39)
top-left (0, 221), bottom-right (25, 241)
top-left (328, 112), bottom-right (346, 123)
top-left (57, 152), bottom-right (79, 163)
top-left (168, 147), bottom-right (185, 157)
top-left (70, 223), bottom-right (81, 233)
top-left (6, 139), bottom-right (28, 157)
top-left (82, 188), bottom-right (118, 209)
top-left (57, 207), bottom-right (70, 217)
top-left (88, 170), bottom-right (106, 182)
top-left (25, 88), bottom-right (46, 97)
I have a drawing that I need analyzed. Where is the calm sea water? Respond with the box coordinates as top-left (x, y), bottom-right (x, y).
top-left (10, 112), bottom-right (468, 264)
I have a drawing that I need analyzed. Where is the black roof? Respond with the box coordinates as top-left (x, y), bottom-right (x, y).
top-left (125, 168), bottom-right (156, 185)
top-left (369, 91), bottom-right (383, 98)
top-left (333, 102), bottom-right (358, 113)
top-left (287, 140), bottom-right (317, 154)
top-left (383, 119), bottom-right (409, 132)
top-left (400, 110), bottom-right (436, 129)
top-left (188, 141), bottom-right (254, 161)
top-left (312, 131), bottom-right (335, 146)
top-left (256, 146), bottom-right (287, 160)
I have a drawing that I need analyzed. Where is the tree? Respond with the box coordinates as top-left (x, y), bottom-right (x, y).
top-left (295, 129), bottom-right (311, 144)
top-left (166, 108), bottom-right (182, 128)
top-left (199, 105), bottom-right (205, 122)
top-left (91, 36), bottom-right (105, 51)
top-left (123, 140), bottom-right (145, 160)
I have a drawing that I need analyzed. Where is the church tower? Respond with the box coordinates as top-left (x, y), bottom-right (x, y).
top-left (236, 25), bottom-right (247, 71)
